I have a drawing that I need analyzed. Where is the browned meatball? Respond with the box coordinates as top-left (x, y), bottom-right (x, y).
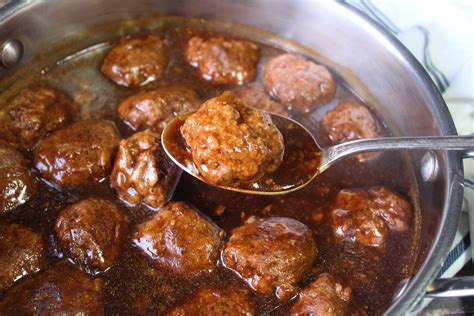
top-left (186, 36), bottom-right (259, 85)
top-left (222, 216), bottom-right (317, 300)
top-left (0, 261), bottom-right (104, 315)
top-left (101, 35), bottom-right (168, 87)
top-left (290, 274), bottom-right (353, 316)
top-left (55, 198), bottom-right (129, 272)
top-left (330, 187), bottom-right (411, 247)
top-left (322, 101), bottom-right (379, 144)
top-left (368, 186), bottom-right (412, 233)
top-left (235, 84), bottom-right (289, 116)
top-left (34, 119), bottom-right (121, 186)
top-left (181, 91), bottom-right (284, 186)
top-left (133, 201), bottom-right (224, 275)
top-left (117, 84), bottom-right (200, 131)
top-left (0, 142), bottom-right (37, 213)
top-left (111, 130), bottom-right (181, 209)
top-left (0, 223), bottom-right (47, 293)
top-left (263, 53), bottom-right (336, 113)
top-left (169, 286), bottom-right (257, 316)
top-left (0, 86), bottom-right (78, 150)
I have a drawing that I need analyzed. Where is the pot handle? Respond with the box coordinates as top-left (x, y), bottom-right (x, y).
top-left (424, 276), bottom-right (474, 297)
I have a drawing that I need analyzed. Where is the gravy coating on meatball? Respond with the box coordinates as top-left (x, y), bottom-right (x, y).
top-left (117, 84), bottom-right (200, 131)
top-left (34, 119), bottom-right (121, 186)
top-left (0, 142), bottom-right (37, 213)
top-left (235, 84), bottom-right (289, 116)
top-left (0, 261), bottom-right (104, 315)
top-left (133, 201), bottom-right (224, 275)
top-left (0, 223), bottom-right (47, 293)
top-left (322, 101), bottom-right (381, 161)
top-left (55, 198), bottom-right (129, 272)
top-left (290, 274), bottom-right (353, 316)
top-left (169, 286), bottom-right (257, 316)
top-left (0, 86), bottom-right (78, 150)
top-left (101, 35), bottom-right (168, 87)
top-left (111, 130), bottom-right (181, 209)
top-left (323, 101), bottom-right (379, 144)
top-left (181, 91), bottom-right (284, 186)
top-left (222, 216), bottom-right (317, 301)
top-left (330, 187), bottom-right (411, 247)
top-left (263, 53), bottom-right (336, 113)
top-left (186, 36), bottom-right (259, 85)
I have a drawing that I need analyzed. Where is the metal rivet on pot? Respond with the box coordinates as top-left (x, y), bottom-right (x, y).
top-left (421, 151), bottom-right (439, 182)
top-left (1, 39), bottom-right (23, 68)
top-left (392, 277), bottom-right (411, 301)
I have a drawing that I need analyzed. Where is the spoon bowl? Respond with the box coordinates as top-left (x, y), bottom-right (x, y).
top-left (162, 112), bottom-right (474, 195)
top-left (161, 112), bottom-right (322, 195)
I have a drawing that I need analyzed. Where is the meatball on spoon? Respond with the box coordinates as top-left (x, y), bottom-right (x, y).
top-left (163, 106), bottom-right (474, 196)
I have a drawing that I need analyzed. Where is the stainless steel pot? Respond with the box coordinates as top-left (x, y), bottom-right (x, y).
top-left (0, 0), bottom-right (467, 314)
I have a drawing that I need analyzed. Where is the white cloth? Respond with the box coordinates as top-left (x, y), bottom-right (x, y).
top-left (345, 0), bottom-right (473, 313)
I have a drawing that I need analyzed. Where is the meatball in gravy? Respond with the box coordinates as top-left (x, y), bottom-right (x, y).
top-left (55, 198), bottom-right (129, 272)
top-left (290, 274), bottom-right (354, 316)
top-left (236, 84), bottom-right (289, 116)
top-left (0, 262), bottom-right (104, 315)
top-left (170, 286), bottom-right (257, 316)
top-left (111, 130), bottom-right (181, 209)
top-left (101, 35), bottom-right (168, 87)
top-left (133, 201), bottom-right (224, 275)
top-left (222, 216), bottom-right (317, 301)
top-left (0, 223), bottom-right (47, 293)
top-left (117, 84), bottom-right (200, 131)
top-left (0, 142), bottom-right (37, 213)
top-left (34, 119), bottom-right (121, 186)
top-left (186, 36), bottom-right (259, 85)
top-left (322, 101), bottom-right (381, 161)
top-left (0, 86), bottom-right (78, 151)
top-left (263, 53), bottom-right (336, 113)
top-left (181, 91), bottom-right (284, 186)
top-left (330, 187), bottom-right (411, 247)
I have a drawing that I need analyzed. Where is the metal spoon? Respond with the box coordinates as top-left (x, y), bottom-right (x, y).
top-left (162, 112), bottom-right (474, 195)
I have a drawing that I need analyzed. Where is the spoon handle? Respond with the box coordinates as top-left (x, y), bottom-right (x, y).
top-left (324, 135), bottom-right (474, 168)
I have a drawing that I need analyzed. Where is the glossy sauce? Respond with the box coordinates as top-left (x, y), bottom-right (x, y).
top-left (0, 20), bottom-right (419, 315)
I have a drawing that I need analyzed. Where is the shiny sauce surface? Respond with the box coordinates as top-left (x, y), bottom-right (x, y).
top-left (1, 21), bottom-right (418, 315)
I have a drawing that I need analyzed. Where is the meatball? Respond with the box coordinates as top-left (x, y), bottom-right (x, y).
top-left (186, 36), bottom-right (259, 85)
top-left (322, 101), bottom-right (381, 161)
top-left (181, 91), bottom-right (284, 186)
top-left (0, 223), bottom-right (47, 293)
top-left (101, 35), bottom-right (168, 87)
top-left (117, 84), bottom-right (200, 131)
top-left (169, 286), bottom-right (257, 316)
top-left (111, 130), bottom-right (181, 209)
top-left (222, 216), bottom-right (317, 300)
top-left (55, 198), bottom-right (129, 272)
top-left (34, 119), bottom-right (121, 186)
top-left (290, 274), bottom-right (353, 316)
top-left (133, 201), bottom-right (224, 275)
top-left (368, 186), bottom-right (412, 233)
top-left (0, 86), bottom-right (78, 150)
top-left (235, 84), bottom-right (289, 116)
top-left (263, 53), bottom-right (336, 113)
top-left (322, 101), bottom-right (379, 144)
top-left (0, 142), bottom-right (37, 213)
top-left (330, 187), bottom-right (411, 247)
top-left (0, 261), bottom-right (104, 315)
